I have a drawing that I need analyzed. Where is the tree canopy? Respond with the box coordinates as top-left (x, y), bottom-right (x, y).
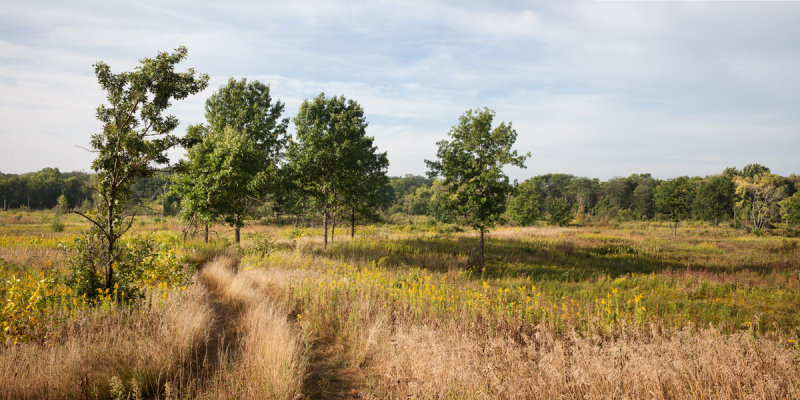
top-left (173, 78), bottom-right (287, 243)
top-left (79, 46), bottom-right (208, 289)
top-left (426, 107), bottom-right (529, 269)
top-left (287, 93), bottom-right (387, 247)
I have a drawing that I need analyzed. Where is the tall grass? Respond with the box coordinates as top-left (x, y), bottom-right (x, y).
top-left (0, 286), bottom-right (213, 399)
top-left (196, 256), bottom-right (305, 399)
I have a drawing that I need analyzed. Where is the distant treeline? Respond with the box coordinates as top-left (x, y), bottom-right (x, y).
top-left (382, 164), bottom-right (800, 230)
top-left (0, 168), bottom-right (173, 212)
top-left (3, 163), bottom-right (800, 230)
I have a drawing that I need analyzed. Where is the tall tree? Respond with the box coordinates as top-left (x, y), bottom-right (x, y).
top-left (174, 78), bottom-right (288, 243)
top-left (506, 178), bottom-right (544, 226)
top-left (426, 108), bottom-right (529, 270)
top-left (654, 176), bottom-right (694, 235)
top-left (75, 46), bottom-right (208, 289)
top-left (693, 175), bottom-right (735, 225)
top-left (340, 141), bottom-right (389, 237)
top-left (780, 192), bottom-right (800, 227)
top-left (288, 93), bottom-right (383, 248)
top-left (735, 174), bottom-right (786, 231)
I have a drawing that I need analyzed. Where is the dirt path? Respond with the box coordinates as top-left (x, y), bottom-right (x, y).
top-left (189, 255), bottom-right (362, 398)
top-left (302, 337), bottom-right (362, 399)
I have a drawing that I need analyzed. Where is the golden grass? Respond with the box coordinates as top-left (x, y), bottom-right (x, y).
top-left (367, 324), bottom-right (799, 399)
top-left (3, 215), bottom-right (800, 399)
top-left (242, 250), bottom-right (800, 399)
top-left (196, 256), bottom-right (306, 399)
top-left (0, 286), bottom-right (213, 399)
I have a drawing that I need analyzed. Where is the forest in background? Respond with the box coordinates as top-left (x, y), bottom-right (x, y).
top-left (2, 163), bottom-right (799, 233)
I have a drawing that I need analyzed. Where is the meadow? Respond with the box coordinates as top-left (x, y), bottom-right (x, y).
top-left (1, 209), bottom-right (799, 399)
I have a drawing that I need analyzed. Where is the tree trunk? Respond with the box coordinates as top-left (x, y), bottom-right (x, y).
top-left (331, 213), bottom-right (336, 244)
top-left (479, 227), bottom-right (485, 271)
top-left (351, 207), bottom-right (355, 238)
top-left (105, 236), bottom-right (115, 290)
top-left (105, 195), bottom-right (116, 290)
top-left (204, 222), bottom-right (209, 243)
top-left (235, 226), bottom-right (240, 244)
top-left (323, 207), bottom-right (328, 249)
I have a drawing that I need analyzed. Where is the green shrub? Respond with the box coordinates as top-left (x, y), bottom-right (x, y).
top-left (50, 221), bottom-right (65, 232)
top-left (66, 231), bottom-right (193, 302)
top-left (249, 233), bottom-right (274, 257)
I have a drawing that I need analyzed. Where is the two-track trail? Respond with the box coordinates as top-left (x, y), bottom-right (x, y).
top-left (188, 253), bottom-right (359, 399)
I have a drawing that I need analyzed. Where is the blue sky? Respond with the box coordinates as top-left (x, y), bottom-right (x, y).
top-left (1, 0), bottom-right (799, 180)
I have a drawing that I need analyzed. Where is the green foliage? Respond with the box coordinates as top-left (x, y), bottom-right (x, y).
top-left (654, 176), bottom-right (694, 224)
top-left (425, 108), bottom-right (529, 232)
top-left (174, 78), bottom-right (288, 243)
top-left (66, 232), bottom-right (191, 301)
top-left (50, 221), bottom-right (65, 232)
top-left (506, 179), bottom-right (544, 226)
top-left (426, 107), bottom-right (529, 269)
top-left (780, 192), bottom-right (800, 226)
top-left (57, 194), bottom-right (69, 213)
top-left (693, 175), bottom-right (735, 225)
top-left (248, 233), bottom-right (275, 257)
top-left (204, 78), bottom-right (289, 156)
top-left (77, 46), bottom-right (207, 289)
top-left (547, 197), bottom-right (572, 226)
top-left (288, 93), bottom-right (388, 244)
top-left (741, 163), bottom-right (771, 179)
top-left (177, 126), bottom-right (272, 232)
top-left (0, 169), bottom-right (92, 210)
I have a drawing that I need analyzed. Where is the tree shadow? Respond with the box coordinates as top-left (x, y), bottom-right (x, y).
top-left (320, 234), bottom-right (687, 282)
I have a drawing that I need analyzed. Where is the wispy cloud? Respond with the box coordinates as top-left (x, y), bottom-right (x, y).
top-left (1, 0), bottom-right (798, 179)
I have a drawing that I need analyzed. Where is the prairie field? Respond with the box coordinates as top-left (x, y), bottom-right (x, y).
top-left (1, 209), bottom-right (799, 399)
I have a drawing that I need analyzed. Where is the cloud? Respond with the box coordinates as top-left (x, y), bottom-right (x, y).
top-left (1, 0), bottom-right (798, 180)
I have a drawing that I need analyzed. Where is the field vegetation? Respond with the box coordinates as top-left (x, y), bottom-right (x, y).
top-left (1, 210), bottom-right (798, 398)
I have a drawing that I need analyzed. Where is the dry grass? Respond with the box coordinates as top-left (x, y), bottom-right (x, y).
top-left (3, 216), bottom-right (800, 399)
top-left (243, 252), bottom-right (800, 399)
top-left (0, 286), bottom-right (213, 399)
top-left (196, 255), bottom-right (306, 399)
top-left (367, 324), bottom-right (799, 399)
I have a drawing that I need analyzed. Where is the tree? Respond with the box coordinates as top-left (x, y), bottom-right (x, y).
top-left (654, 176), bottom-right (694, 235)
top-left (547, 197), bottom-right (572, 226)
top-left (506, 178), bottom-right (544, 226)
top-left (338, 126), bottom-right (389, 237)
top-left (174, 78), bottom-right (288, 243)
top-left (780, 192), bottom-right (800, 227)
top-left (288, 93), bottom-right (384, 248)
top-left (693, 175), bottom-right (735, 225)
top-left (741, 163), bottom-right (770, 179)
top-left (735, 174), bottom-right (786, 231)
top-left (75, 46), bottom-right (208, 290)
top-left (186, 126), bottom-right (271, 242)
top-left (426, 108), bottom-right (529, 270)
top-left (632, 181), bottom-right (656, 219)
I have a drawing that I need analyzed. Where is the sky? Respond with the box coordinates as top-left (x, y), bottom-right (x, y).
top-left (1, 0), bottom-right (799, 181)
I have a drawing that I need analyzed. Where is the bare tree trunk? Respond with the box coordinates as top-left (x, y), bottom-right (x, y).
top-left (331, 213), bottom-right (336, 244)
top-left (351, 207), bottom-right (355, 238)
top-left (235, 226), bottom-right (240, 244)
top-left (323, 207), bottom-right (328, 249)
top-left (479, 227), bottom-right (485, 271)
top-left (204, 222), bottom-right (209, 243)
